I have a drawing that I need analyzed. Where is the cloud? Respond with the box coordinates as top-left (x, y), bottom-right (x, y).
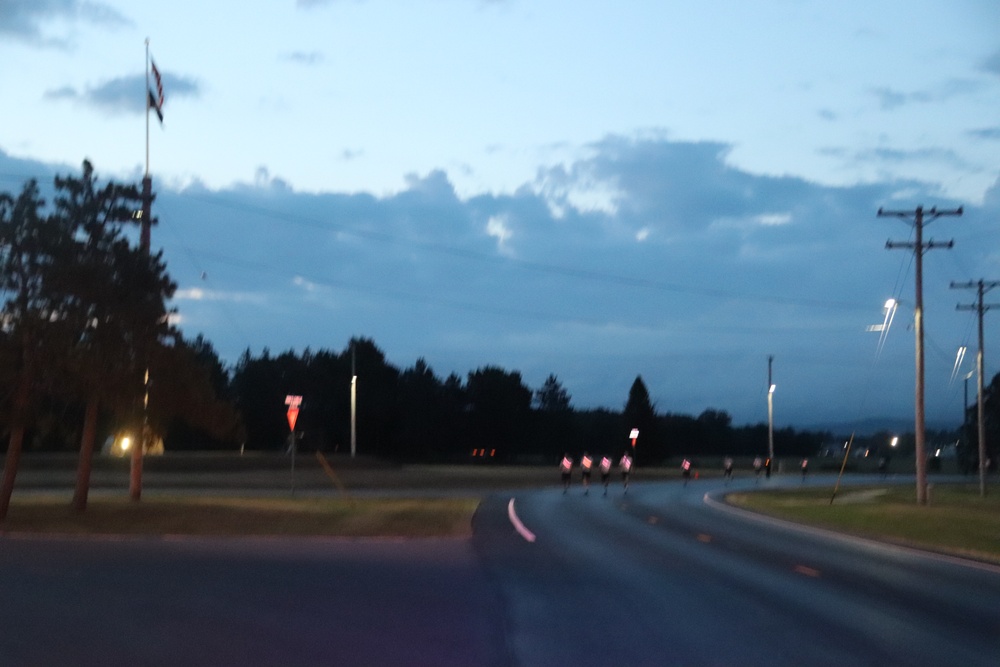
top-left (486, 215), bottom-right (514, 254)
top-left (754, 213), bottom-right (792, 227)
top-left (2, 138), bottom-right (991, 427)
top-left (983, 50), bottom-right (1000, 77)
top-left (856, 146), bottom-right (967, 168)
top-left (43, 71), bottom-right (200, 115)
top-left (870, 80), bottom-right (982, 111)
top-left (251, 167), bottom-right (292, 192)
top-left (173, 287), bottom-right (265, 305)
top-left (0, 0), bottom-right (132, 48)
top-left (967, 127), bottom-right (1000, 141)
top-left (282, 51), bottom-right (324, 66)
top-left (871, 86), bottom-right (928, 110)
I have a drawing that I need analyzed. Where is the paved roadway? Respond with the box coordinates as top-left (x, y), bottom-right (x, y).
top-left (1, 474), bottom-right (999, 666)
top-left (475, 475), bottom-right (1000, 666)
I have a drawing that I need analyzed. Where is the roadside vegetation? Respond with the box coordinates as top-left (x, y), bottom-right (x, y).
top-left (728, 483), bottom-right (1000, 564)
top-left (0, 496), bottom-right (480, 538)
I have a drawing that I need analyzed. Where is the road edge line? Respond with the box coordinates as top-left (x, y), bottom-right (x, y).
top-left (702, 490), bottom-right (1000, 575)
top-left (507, 498), bottom-right (536, 543)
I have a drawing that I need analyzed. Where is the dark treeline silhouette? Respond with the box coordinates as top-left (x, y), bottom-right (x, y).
top-left (226, 342), bottom-right (837, 463)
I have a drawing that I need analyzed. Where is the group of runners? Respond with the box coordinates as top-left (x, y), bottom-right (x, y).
top-left (560, 451), bottom-right (633, 495)
top-left (561, 454), bottom-right (811, 493)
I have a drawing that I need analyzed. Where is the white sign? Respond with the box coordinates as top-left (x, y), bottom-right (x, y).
top-left (629, 428), bottom-right (639, 439)
top-left (285, 395), bottom-right (302, 407)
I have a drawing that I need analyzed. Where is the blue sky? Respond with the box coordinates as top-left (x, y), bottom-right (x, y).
top-left (1, 0), bottom-right (998, 429)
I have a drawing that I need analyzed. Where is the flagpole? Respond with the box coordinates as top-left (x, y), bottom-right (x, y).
top-left (145, 37), bottom-right (150, 178)
top-left (132, 37), bottom-right (152, 502)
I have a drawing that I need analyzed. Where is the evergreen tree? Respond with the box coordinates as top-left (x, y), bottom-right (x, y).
top-left (623, 375), bottom-right (660, 465)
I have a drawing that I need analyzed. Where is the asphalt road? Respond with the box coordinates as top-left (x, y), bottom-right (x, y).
top-left (2, 474), bottom-right (999, 666)
top-left (475, 475), bottom-right (1000, 666)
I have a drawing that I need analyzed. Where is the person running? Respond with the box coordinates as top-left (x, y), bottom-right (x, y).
top-left (753, 456), bottom-right (763, 480)
top-left (723, 456), bottom-right (734, 484)
top-left (800, 457), bottom-right (809, 480)
top-left (681, 458), bottom-right (692, 486)
top-left (619, 451), bottom-right (633, 493)
top-left (560, 453), bottom-right (573, 493)
top-left (581, 452), bottom-right (594, 495)
top-left (599, 455), bottom-right (612, 495)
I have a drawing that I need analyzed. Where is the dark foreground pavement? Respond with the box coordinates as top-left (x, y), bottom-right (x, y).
top-left (0, 534), bottom-right (509, 666)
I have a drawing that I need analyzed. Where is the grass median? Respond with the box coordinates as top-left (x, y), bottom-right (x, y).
top-left (0, 496), bottom-right (481, 538)
top-left (727, 483), bottom-right (1000, 564)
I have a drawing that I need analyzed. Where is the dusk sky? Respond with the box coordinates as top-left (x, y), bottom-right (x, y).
top-left (1, 0), bottom-right (998, 429)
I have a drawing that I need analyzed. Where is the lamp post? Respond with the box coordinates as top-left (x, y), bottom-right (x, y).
top-left (350, 341), bottom-right (357, 458)
top-left (767, 356), bottom-right (775, 463)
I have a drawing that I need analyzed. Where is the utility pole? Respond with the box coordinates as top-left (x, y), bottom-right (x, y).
top-left (951, 279), bottom-right (999, 497)
top-left (880, 205), bottom-right (961, 505)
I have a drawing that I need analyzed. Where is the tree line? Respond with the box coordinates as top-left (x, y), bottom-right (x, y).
top-left (225, 340), bottom-right (829, 465)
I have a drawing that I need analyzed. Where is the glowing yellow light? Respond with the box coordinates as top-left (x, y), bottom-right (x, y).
top-left (121, 437), bottom-right (131, 451)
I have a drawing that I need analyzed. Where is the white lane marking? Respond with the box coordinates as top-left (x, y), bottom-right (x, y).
top-left (507, 498), bottom-right (536, 543)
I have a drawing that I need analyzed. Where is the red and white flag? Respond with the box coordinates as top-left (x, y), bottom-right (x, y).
top-left (148, 58), bottom-right (164, 123)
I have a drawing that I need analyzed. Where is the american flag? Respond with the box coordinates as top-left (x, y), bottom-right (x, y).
top-left (148, 58), bottom-right (164, 122)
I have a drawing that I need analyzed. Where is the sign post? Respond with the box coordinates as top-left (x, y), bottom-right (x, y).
top-left (285, 395), bottom-right (302, 495)
top-left (629, 428), bottom-right (639, 448)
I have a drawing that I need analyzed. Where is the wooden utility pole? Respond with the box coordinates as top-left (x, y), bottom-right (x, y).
top-left (951, 279), bottom-right (999, 497)
top-left (880, 205), bottom-right (961, 505)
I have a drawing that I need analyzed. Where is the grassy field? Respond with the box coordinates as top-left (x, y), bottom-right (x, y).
top-left (0, 496), bottom-right (480, 538)
top-left (728, 483), bottom-right (1000, 564)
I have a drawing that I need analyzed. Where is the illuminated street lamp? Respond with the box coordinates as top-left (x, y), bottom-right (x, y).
top-left (766, 355), bottom-right (776, 466)
top-left (767, 382), bottom-right (776, 463)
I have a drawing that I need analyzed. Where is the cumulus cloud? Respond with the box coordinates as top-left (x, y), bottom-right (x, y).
top-left (0, 0), bottom-right (132, 48)
top-left (43, 71), bottom-right (200, 115)
top-left (2, 138), bottom-right (990, 426)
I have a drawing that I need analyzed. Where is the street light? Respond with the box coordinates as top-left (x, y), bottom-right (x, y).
top-left (767, 382), bottom-right (776, 462)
